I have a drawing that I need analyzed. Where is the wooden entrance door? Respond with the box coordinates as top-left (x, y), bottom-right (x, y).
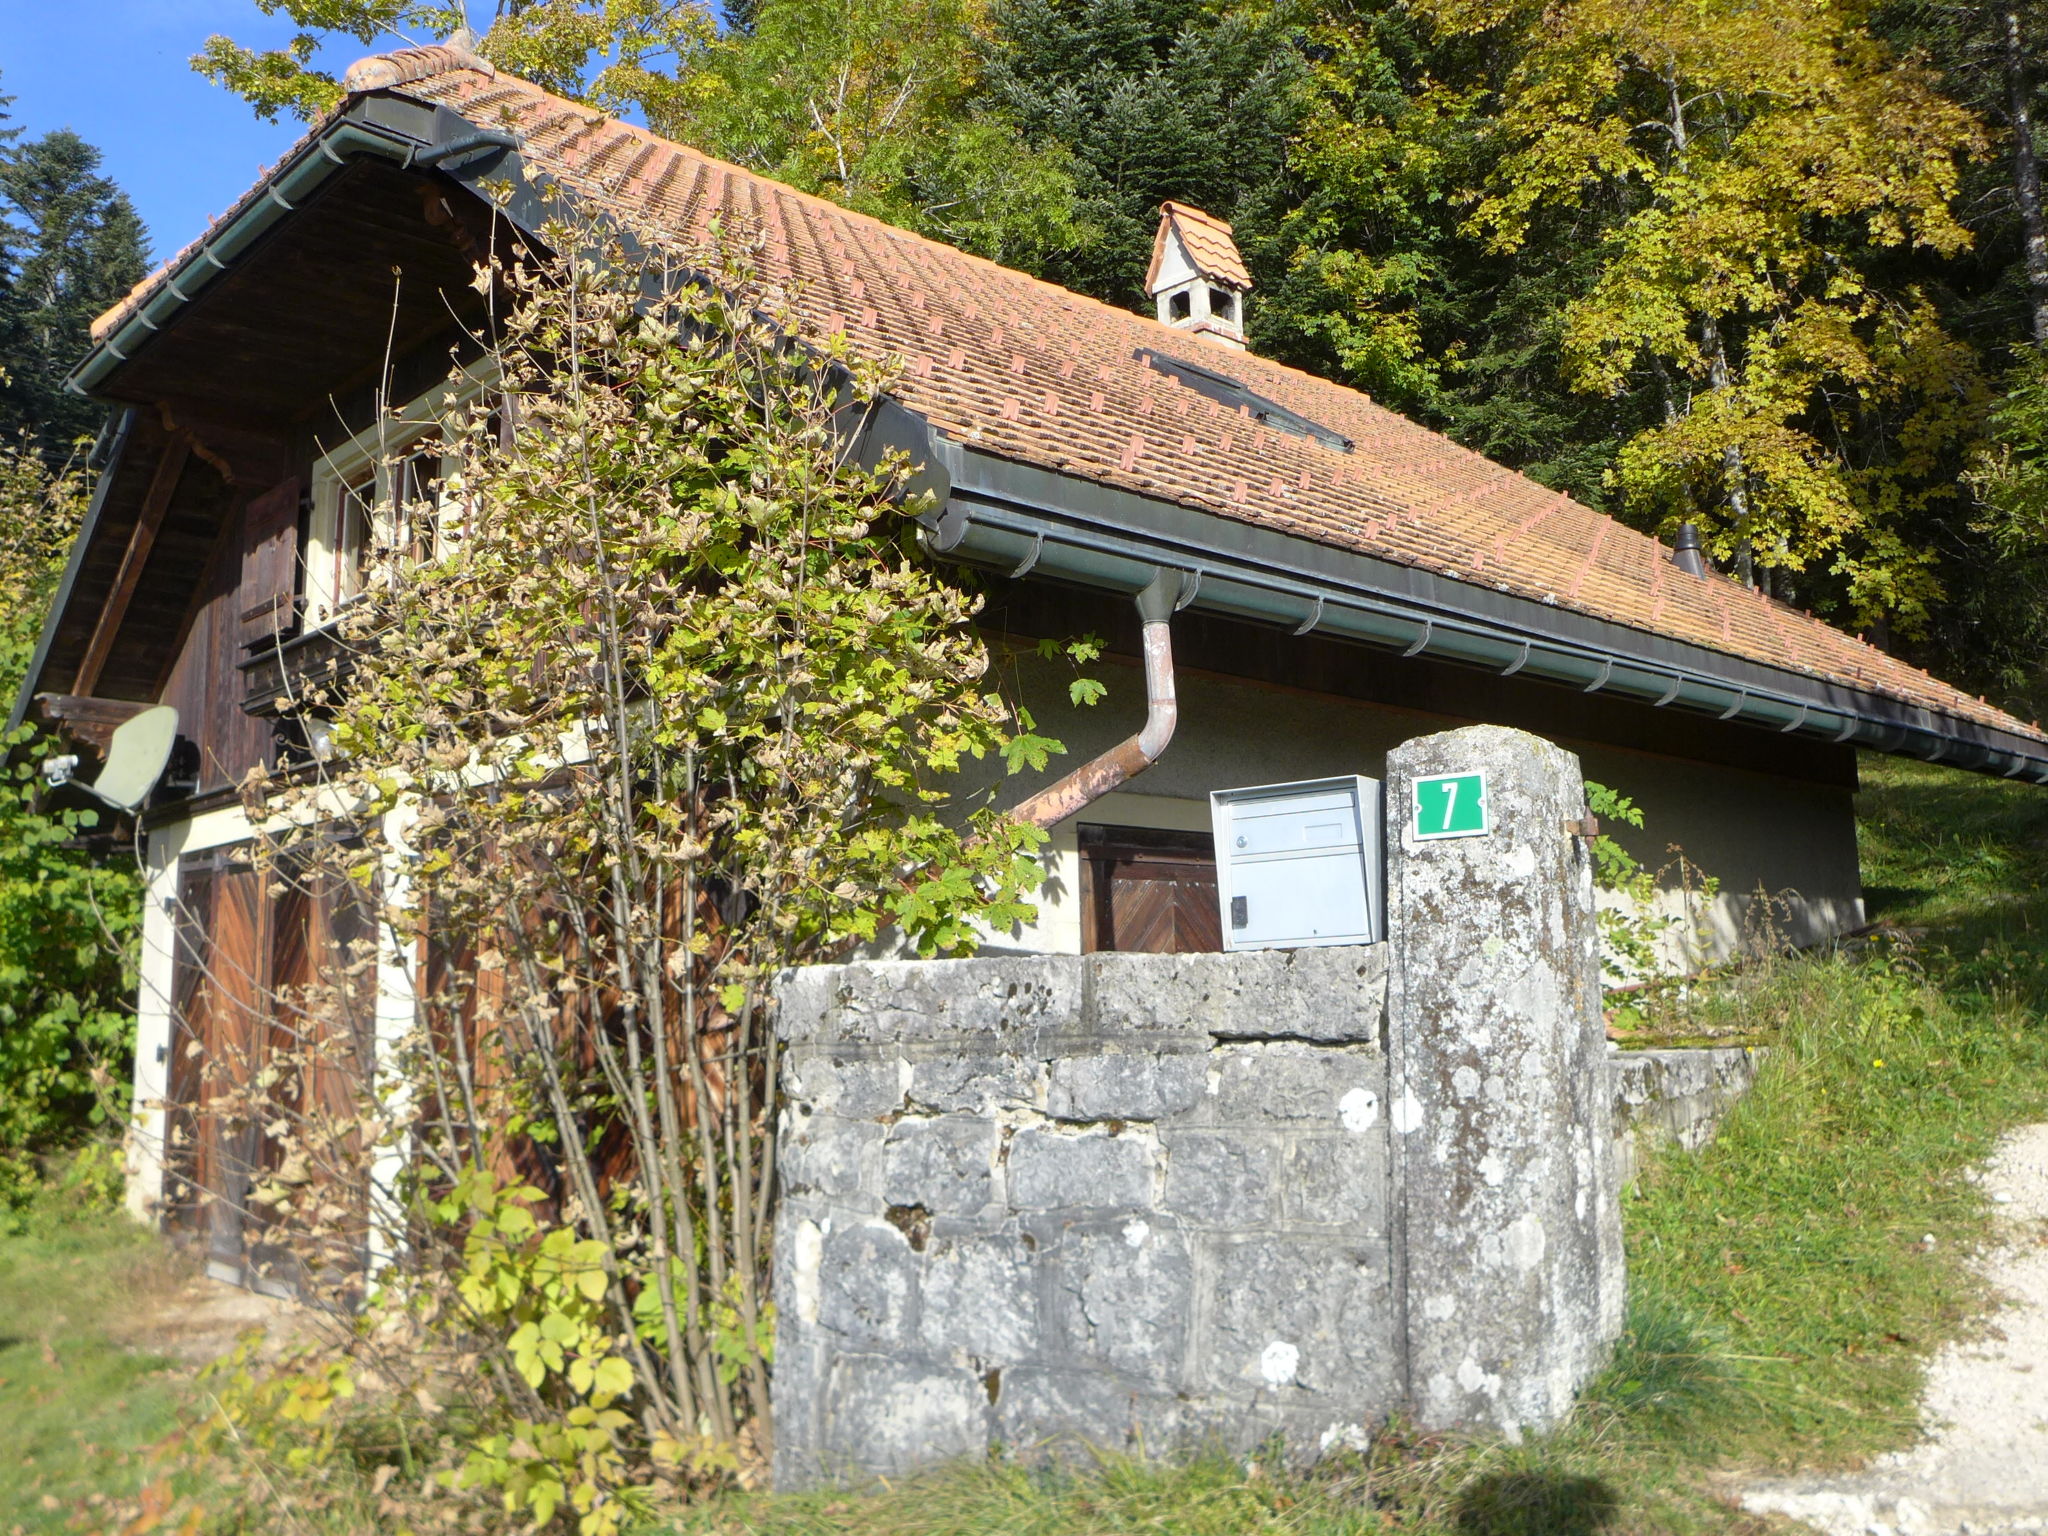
top-left (1079, 824), bottom-right (1223, 954)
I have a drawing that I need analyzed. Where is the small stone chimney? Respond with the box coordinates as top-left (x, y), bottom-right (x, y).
top-left (1147, 202), bottom-right (1251, 349)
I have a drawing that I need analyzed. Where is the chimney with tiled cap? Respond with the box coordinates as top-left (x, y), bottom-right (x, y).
top-left (1147, 202), bottom-right (1250, 350)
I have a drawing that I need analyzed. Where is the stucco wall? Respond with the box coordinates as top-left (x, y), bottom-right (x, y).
top-left (977, 651), bottom-right (1862, 962)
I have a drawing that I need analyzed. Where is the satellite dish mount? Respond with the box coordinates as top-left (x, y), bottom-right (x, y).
top-left (42, 705), bottom-right (182, 813)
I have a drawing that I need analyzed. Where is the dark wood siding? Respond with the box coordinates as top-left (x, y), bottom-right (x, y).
top-left (157, 493), bottom-right (281, 794)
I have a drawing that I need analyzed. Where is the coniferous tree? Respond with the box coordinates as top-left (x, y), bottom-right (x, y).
top-left (0, 80), bottom-right (29, 448)
top-left (978, 0), bottom-right (1312, 309)
top-left (0, 129), bottom-right (150, 459)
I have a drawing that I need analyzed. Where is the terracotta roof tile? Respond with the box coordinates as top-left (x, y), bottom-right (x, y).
top-left (89, 47), bottom-right (2048, 749)
top-left (1145, 202), bottom-right (1252, 293)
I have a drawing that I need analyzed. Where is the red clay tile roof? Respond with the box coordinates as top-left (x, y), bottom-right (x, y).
top-left (1146, 201), bottom-right (1253, 293)
top-left (89, 47), bottom-right (2048, 749)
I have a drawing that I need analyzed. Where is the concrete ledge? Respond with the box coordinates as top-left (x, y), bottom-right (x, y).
top-left (1610, 1046), bottom-right (1763, 1185)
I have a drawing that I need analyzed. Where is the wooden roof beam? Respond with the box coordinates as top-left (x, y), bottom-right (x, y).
top-left (31, 694), bottom-right (148, 755)
top-left (72, 435), bottom-right (190, 697)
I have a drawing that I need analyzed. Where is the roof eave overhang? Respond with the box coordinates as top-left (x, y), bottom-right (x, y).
top-left (66, 92), bottom-right (520, 402)
top-left (24, 90), bottom-right (533, 737)
top-left (862, 413), bottom-right (2048, 784)
top-left (6, 408), bottom-right (137, 735)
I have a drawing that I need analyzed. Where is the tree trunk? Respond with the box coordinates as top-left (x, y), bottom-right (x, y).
top-left (1667, 70), bottom-right (1760, 583)
top-left (1701, 312), bottom-right (1759, 586)
top-left (2003, 5), bottom-right (2048, 343)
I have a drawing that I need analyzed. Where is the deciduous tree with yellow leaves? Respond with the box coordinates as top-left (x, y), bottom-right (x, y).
top-left (1436, 0), bottom-right (1986, 627)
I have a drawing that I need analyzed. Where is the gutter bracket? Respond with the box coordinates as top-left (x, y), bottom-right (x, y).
top-left (1008, 531), bottom-right (1045, 580)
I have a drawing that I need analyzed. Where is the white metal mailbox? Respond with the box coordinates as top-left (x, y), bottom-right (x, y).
top-left (1209, 776), bottom-right (1384, 950)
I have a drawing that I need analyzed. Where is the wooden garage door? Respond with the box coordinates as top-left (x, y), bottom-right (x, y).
top-left (1079, 824), bottom-right (1223, 954)
top-left (163, 852), bottom-right (267, 1273)
top-left (162, 846), bottom-right (374, 1288)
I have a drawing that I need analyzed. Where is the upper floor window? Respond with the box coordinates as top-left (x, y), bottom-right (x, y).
top-left (306, 386), bottom-right (501, 626)
top-left (312, 450), bottom-right (445, 623)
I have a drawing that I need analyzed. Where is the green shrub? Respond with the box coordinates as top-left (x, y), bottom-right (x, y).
top-left (0, 439), bottom-right (140, 1225)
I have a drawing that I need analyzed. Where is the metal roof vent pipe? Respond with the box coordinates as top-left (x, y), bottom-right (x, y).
top-left (1011, 569), bottom-right (1180, 829)
top-left (1671, 521), bottom-right (1709, 578)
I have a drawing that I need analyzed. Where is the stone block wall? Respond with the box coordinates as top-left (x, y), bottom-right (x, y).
top-left (772, 723), bottom-right (1629, 1488)
top-left (771, 947), bottom-right (1394, 1487)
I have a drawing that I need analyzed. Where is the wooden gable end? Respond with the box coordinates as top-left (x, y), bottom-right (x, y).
top-left (22, 155), bottom-right (504, 793)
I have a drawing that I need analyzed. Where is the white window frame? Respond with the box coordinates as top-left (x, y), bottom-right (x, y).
top-left (305, 368), bottom-right (497, 628)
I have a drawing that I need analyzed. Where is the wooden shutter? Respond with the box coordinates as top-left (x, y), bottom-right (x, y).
top-left (1079, 825), bottom-right (1224, 954)
top-left (238, 476), bottom-right (301, 648)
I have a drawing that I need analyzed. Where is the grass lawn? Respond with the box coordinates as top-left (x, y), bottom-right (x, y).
top-left (8, 752), bottom-right (2047, 1534)
top-left (0, 1175), bottom-right (190, 1536)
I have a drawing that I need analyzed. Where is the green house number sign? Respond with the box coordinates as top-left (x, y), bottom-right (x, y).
top-left (1411, 770), bottom-right (1490, 841)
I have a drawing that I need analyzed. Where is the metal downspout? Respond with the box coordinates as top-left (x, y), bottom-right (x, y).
top-left (1011, 569), bottom-right (1180, 829)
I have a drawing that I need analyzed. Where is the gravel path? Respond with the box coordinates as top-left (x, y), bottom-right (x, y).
top-left (1741, 1123), bottom-right (2048, 1536)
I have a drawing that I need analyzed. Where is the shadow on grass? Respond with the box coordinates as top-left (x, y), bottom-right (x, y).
top-left (1452, 1471), bottom-right (1617, 1536)
top-left (1858, 883), bottom-right (1932, 918)
top-left (1458, 1474), bottom-right (1613, 1531)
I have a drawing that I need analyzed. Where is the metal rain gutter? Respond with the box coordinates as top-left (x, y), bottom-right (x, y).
top-left (892, 428), bottom-right (2048, 785)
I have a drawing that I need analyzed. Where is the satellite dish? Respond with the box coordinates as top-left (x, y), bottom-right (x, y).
top-left (42, 705), bottom-right (180, 812)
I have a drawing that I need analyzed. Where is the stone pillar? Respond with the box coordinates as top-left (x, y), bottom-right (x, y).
top-left (1384, 724), bottom-right (1624, 1437)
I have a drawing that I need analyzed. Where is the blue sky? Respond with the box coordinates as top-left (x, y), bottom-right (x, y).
top-left (0, 1), bottom-right (428, 262)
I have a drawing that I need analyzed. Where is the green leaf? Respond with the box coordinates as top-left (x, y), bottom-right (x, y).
top-left (592, 1355), bottom-right (634, 1401)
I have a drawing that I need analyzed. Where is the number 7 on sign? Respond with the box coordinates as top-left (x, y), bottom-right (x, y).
top-left (1411, 771), bottom-right (1490, 841)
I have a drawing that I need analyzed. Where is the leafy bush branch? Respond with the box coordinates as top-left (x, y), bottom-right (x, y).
top-left (193, 198), bottom-right (1062, 1526)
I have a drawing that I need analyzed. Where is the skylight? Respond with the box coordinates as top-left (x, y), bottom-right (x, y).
top-left (1136, 349), bottom-right (1354, 453)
